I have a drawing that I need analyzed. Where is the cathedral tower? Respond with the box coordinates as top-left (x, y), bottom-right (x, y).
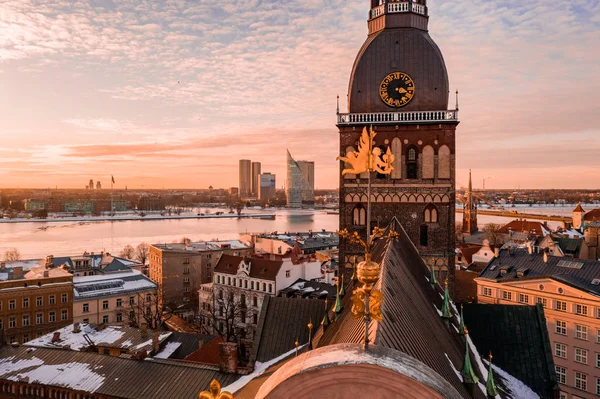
top-left (338, 0), bottom-right (458, 286)
top-left (462, 170), bottom-right (478, 235)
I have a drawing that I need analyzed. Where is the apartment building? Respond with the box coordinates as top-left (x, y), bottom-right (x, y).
top-left (0, 262), bottom-right (73, 344)
top-left (476, 248), bottom-right (600, 399)
top-left (73, 269), bottom-right (158, 325)
top-left (199, 254), bottom-right (323, 352)
top-left (149, 240), bottom-right (252, 311)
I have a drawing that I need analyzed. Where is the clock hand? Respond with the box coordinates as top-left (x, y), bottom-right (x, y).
top-left (395, 87), bottom-right (407, 94)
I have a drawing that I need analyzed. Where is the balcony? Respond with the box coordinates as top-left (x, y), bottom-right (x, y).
top-left (337, 110), bottom-right (458, 125)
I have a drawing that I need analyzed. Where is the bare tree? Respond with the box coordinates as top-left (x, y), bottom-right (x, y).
top-left (235, 202), bottom-right (244, 216)
top-left (3, 248), bottom-right (21, 262)
top-left (135, 242), bottom-right (150, 264)
top-left (119, 244), bottom-right (135, 260)
top-left (181, 237), bottom-right (192, 246)
top-left (126, 289), bottom-right (172, 330)
top-left (483, 223), bottom-right (505, 247)
top-left (197, 286), bottom-right (253, 343)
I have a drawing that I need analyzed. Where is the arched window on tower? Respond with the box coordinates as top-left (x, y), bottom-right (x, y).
top-left (438, 145), bottom-right (450, 179)
top-left (391, 138), bottom-right (402, 179)
top-left (407, 146), bottom-right (418, 179)
top-left (424, 203), bottom-right (438, 223)
top-left (353, 205), bottom-right (366, 226)
top-left (422, 145), bottom-right (434, 179)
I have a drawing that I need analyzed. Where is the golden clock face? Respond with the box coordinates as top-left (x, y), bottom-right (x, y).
top-left (379, 72), bottom-right (415, 108)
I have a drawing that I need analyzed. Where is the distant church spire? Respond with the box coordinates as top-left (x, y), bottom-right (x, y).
top-left (462, 169), bottom-right (478, 235)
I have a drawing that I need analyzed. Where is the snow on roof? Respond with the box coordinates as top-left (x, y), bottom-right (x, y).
top-left (153, 342), bottom-right (182, 359)
top-left (289, 282), bottom-right (305, 290)
top-left (26, 324), bottom-right (171, 353)
top-left (27, 325), bottom-right (127, 351)
top-left (8, 361), bottom-right (106, 393)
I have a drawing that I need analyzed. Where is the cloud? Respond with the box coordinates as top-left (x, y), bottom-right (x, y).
top-left (0, 0), bottom-right (599, 188)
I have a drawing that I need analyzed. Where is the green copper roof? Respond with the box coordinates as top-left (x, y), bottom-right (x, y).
top-left (333, 287), bottom-right (343, 316)
top-left (441, 281), bottom-right (452, 320)
top-left (429, 262), bottom-right (438, 288)
top-left (461, 333), bottom-right (479, 385)
top-left (458, 305), bottom-right (466, 336)
top-left (486, 355), bottom-right (498, 397)
top-left (339, 275), bottom-right (346, 297)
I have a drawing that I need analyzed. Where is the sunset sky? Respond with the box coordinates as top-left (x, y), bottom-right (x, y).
top-left (1, 0), bottom-right (599, 190)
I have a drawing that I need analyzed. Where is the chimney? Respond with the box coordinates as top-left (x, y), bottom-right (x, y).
top-left (43, 270), bottom-right (49, 278)
top-left (494, 247), bottom-right (500, 258)
top-left (73, 322), bottom-right (81, 333)
top-left (0, 262), bottom-right (5, 270)
top-left (140, 322), bottom-right (148, 339)
top-left (198, 338), bottom-right (204, 351)
top-left (218, 342), bottom-right (238, 374)
top-left (152, 331), bottom-right (160, 353)
top-left (543, 250), bottom-right (549, 264)
top-left (12, 267), bottom-right (23, 279)
top-left (51, 332), bottom-right (61, 343)
top-left (45, 255), bottom-right (54, 268)
top-left (527, 242), bottom-right (533, 255)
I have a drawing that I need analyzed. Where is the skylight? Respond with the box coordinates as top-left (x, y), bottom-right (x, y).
top-left (557, 260), bottom-right (584, 270)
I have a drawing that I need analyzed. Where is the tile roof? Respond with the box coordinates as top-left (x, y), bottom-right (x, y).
top-left (250, 296), bottom-right (326, 364)
top-left (584, 208), bottom-right (600, 221)
top-left (477, 248), bottom-right (600, 295)
top-left (164, 332), bottom-right (215, 360)
top-left (0, 345), bottom-right (238, 398)
top-left (463, 304), bottom-right (558, 399)
top-left (499, 220), bottom-right (548, 237)
top-left (457, 245), bottom-right (481, 265)
top-left (184, 337), bottom-right (223, 364)
top-left (214, 255), bottom-right (282, 281)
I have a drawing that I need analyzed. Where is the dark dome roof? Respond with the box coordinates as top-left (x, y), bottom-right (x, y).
top-left (348, 29), bottom-right (449, 113)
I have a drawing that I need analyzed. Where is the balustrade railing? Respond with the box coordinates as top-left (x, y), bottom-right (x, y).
top-left (337, 110), bottom-right (458, 125)
top-left (370, 1), bottom-right (427, 19)
top-left (370, 4), bottom-right (384, 19)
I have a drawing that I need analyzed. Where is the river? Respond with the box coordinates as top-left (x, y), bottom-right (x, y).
top-left (0, 205), bottom-right (586, 259)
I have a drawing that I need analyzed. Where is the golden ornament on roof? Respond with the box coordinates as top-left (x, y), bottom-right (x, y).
top-left (199, 379), bottom-right (234, 399)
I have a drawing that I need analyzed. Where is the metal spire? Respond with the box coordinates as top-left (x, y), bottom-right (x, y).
top-left (429, 260), bottom-right (438, 289)
top-left (441, 278), bottom-right (453, 322)
top-left (307, 318), bottom-right (313, 351)
top-left (486, 352), bottom-right (498, 397)
top-left (461, 328), bottom-right (479, 385)
top-left (339, 274), bottom-right (346, 297)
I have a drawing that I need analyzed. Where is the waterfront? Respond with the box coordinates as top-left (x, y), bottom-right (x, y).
top-left (0, 205), bottom-right (585, 259)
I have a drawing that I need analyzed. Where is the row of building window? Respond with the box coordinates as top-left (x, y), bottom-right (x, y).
top-left (82, 312), bottom-right (129, 324)
top-left (553, 343), bottom-right (597, 366)
top-left (0, 294), bottom-right (69, 310)
top-left (216, 274), bottom-right (273, 293)
top-left (554, 320), bottom-right (600, 344)
top-left (0, 310), bottom-right (68, 329)
top-left (482, 287), bottom-right (599, 318)
top-left (555, 366), bottom-right (599, 394)
top-left (81, 295), bottom-right (150, 313)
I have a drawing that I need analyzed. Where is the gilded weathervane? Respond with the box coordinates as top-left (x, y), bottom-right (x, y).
top-left (336, 126), bottom-right (394, 176)
top-left (336, 126), bottom-right (397, 349)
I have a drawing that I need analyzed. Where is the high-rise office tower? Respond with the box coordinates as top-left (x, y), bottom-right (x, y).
top-left (251, 162), bottom-right (262, 197)
top-left (259, 173), bottom-right (276, 202)
top-left (239, 159), bottom-right (251, 198)
top-left (286, 150), bottom-right (315, 208)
